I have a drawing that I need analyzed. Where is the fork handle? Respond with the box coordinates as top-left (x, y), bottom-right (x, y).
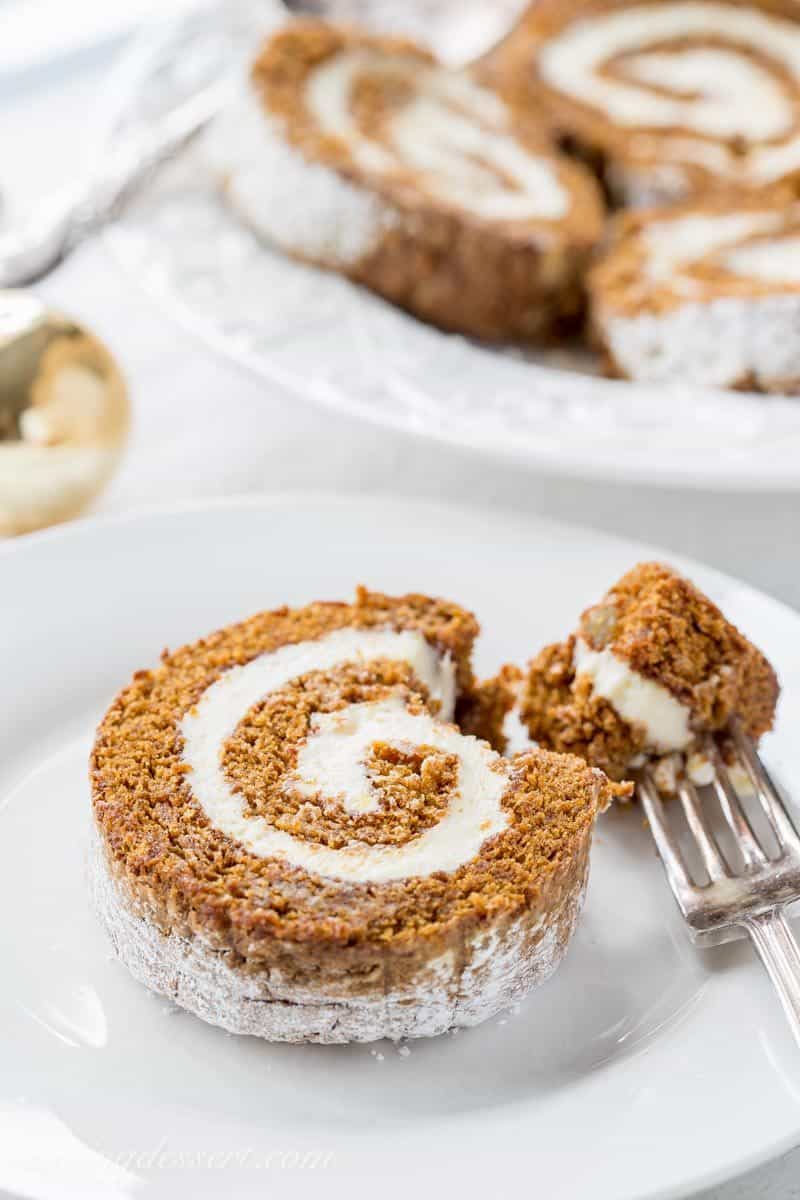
top-left (743, 910), bottom-right (800, 1047)
top-left (0, 81), bottom-right (229, 288)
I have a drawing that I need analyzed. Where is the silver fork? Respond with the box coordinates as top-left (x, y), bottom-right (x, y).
top-left (638, 719), bottom-right (800, 1045)
top-left (0, 78), bottom-right (232, 288)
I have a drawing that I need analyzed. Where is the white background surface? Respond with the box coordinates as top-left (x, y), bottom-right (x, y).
top-left (3, 9), bottom-right (800, 1196)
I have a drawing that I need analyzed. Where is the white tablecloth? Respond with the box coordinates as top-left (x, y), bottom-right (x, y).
top-left (5, 31), bottom-right (800, 1200)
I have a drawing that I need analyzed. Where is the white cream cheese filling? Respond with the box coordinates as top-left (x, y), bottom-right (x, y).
top-left (573, 637), bottom-right (692, 754)
top-left (619, 46), bottom-right (789, 140)
top-left (641, 210), bottom-right (787, 283)
top-left (538, 2), bottom-right (800, 183)
top-left (305, 48), bottom-right (569, 221)
top-left (180, 628), bottom-right (509, 883)
top-left (724, 236), bottom-right (800, 285)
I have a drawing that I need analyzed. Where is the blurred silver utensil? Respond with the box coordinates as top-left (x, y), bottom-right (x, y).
top-left (0, 0), bottom-right (526, 287)
top-left (0, 78), bottom-right (232, 288)
top-left (639, 721), bottom-right (800, 1046)
top-left (282, 0), bottom-right (529, 67)
top-left (0, 291), bottom-right (129, 534)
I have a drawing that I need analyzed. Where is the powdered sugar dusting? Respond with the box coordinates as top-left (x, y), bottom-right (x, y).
top-left (204, 90), bottom-right (393, 267)
top-left (603, 293), bottom-right (800, 390)
top-left (88, 830), bottom-right (588, 1044)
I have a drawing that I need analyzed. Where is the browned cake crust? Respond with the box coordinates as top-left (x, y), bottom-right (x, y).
top-left (488, 0), bottom-right (800, 206)
top-left (91, 589), bottom-right (612, 1040)
top-left (237, 21), bottom-right (605, 342)
top-left (521, 563), bottom-right (779, 787)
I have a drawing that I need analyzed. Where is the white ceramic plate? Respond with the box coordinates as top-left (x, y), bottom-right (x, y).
top-left (3, 493), bottom-right (800, 1200)
top-left (101, 0), bottom-right (800, 492)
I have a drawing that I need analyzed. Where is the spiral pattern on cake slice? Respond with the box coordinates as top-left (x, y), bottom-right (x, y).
top-left (205, 21), bottom-right (604, 341)
top-left (588, 188), bottom-right (800, 389)
top-left (490, 0), bottom-right (800, 205)
top-left (90, 589), bottom-right (611, 1044)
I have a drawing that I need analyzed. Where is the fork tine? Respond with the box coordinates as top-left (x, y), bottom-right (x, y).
top-left (729, 719), bottom-right (800, 854)
top-left (638, 770), bottom-right (695, 910)
top-left (676, 775), bottom-right (729, 882)
top-left (705, 737), bottom-right (767, 870)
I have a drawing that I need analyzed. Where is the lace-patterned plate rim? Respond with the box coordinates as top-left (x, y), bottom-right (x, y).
top-left (102, 0), bottom-right (800, 492)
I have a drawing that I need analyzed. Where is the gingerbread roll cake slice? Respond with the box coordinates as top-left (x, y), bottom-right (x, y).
top-left (208, 21), bottom-right (604, 342)
top-left (90, 588), bottom-right (613, 1044)
top-left (589, 189), bottom-right (800, 390)
top-left (490, 0), bottom-right (800, 206)
top-left (521, 563), bottom-right (779, 795)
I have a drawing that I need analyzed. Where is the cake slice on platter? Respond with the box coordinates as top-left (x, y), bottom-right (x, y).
top-left (521, 563), bottom-right (779, 795)
top-left (488, 0), bottom-right (800, 207)
top-left (207, 20), bottom-right (604, 341)
top-left (589, 188), bottom-right (800, 391)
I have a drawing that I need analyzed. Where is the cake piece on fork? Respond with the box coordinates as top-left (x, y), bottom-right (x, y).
top-left (521, 563), bottom-right (779, 795)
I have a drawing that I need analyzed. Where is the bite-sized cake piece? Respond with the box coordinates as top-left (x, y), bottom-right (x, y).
top-left (521, 564), bottom-right (779, 794)
top-left (489, 0), bottom-right (800, 206)
top-left (91, 588), bottom-right (612, 1044)
top-left (589, 189), bottom-right (800, 390)
top-left (207, 20), bottom-right (604, 342)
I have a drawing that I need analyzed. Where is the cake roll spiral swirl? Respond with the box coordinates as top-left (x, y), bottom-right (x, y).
top-left (207, 21), bottom-right (603, 341)
top-left (590, 189), bottom-right (800, 389)
top-left (181, 627), bottom-right (507, 883)
top-left (494, 0), bottom-right (800, 204)
top-left (90, 590), bottom-right (610, 1042)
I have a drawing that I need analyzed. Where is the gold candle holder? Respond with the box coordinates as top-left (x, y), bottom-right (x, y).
top-left (0, 291), bottom-right (129, 536)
